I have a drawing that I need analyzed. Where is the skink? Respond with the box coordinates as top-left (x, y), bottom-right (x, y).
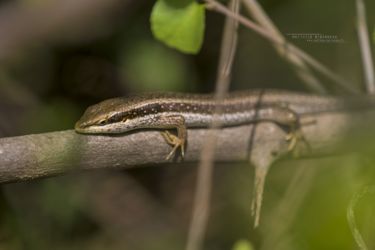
top-left (75, 90), bottom-right (375, 159)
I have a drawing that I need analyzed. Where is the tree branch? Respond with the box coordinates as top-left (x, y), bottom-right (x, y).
top-left (1, 110), bottom-right (375, 184)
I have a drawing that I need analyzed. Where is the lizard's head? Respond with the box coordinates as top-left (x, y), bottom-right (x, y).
top-left (75, 98), bottom-right (135, 134)
top-left (75, 93), bottom-right (174, 134)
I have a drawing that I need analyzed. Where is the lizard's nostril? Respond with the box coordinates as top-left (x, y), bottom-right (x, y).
top-left (74, 120), bottom-right (86, 131)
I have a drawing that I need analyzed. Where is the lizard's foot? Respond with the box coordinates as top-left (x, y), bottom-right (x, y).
top-left (161, 131), bottom-right (185, 160)
top-left (285, 128), bottom-right (310, 157)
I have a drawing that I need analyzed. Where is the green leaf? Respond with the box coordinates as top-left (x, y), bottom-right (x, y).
top-left (232, 239), bottom-right (254, 250)
top-left (150, 0), bottom-right (205, 54)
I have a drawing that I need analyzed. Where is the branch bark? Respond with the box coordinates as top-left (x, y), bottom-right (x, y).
top-left (1, 109), bottom-right (375, 184)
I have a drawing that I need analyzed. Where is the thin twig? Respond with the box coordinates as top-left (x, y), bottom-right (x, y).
top-left (347, 186), bottom-right (375, 250)
top-left (356, 0), bottom-right (375, 94)
top-left (216, 0), bottom-right (240, 87)
top-left (204, 0), bottom-right (359, 94)
top-left (186, 1), bottom-right (240, 250)
top-left (242, 0), bottom-right (326, 94)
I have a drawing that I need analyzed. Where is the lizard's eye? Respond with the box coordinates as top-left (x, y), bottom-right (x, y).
top-left (98, 119), bottom-right (107, 126)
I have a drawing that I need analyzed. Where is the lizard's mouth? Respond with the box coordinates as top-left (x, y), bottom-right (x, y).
top-left (74, 120), bottom-right (90, 133)
top-left (74, 121), bottom-right (124, 134)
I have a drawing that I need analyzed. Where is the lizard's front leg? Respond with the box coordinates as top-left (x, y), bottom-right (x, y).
top-left (154, 115), bottom-right (186, 160)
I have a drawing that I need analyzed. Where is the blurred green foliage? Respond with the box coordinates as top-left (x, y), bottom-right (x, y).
top-left (232, 239), bottom-right (254, 250)
top-left (119, 40), bottom-right (196, 92)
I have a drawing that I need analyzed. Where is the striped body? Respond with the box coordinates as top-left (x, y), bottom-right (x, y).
top-left (75, 90), bottom-right (375, 159)
top-left (75, 90), bottom-right (374, 134)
